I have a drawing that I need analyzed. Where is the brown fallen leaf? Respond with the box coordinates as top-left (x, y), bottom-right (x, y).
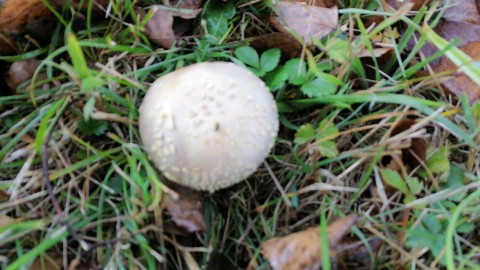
top-left (261, 214), bottom-right (358, 270)
top-left (337, 237), bottom-right (382, 269)
top-left (166, 0), bottom-right (203, 19)
top-left (431, 41), bottom-right (480, 102)
top-left (409, 21), bottom-right (480, 64)
top-left (376, 118), bottom-right (427, 197)
top-left (387, 0), bottom-right (430, 11)
top-left (163, 183), bottom-right (205, 233)
top-left (0, 0), bottom-right (51, 34)
top-left (5, 58), bottom-right (43, 91)
top-left (142, 7), bottom-right (176, 49)
top-left (137, 1), bottom-right (203, 49)
top-left (442, 0), bottom-right (480, 23)
top-left (250, 32), bottom-right (303, 58)
top-left (294, 0), bottom-right (338, 8)
top-left (270, 2), bottom-right (338, 46)
top-left (389, 118), bottom-right (427, 170)
top-left (407, 0), bottom-right (480, 64)
top-left (363, 15), bottom-right (384, 29)
top-left (358, 47), bottom-right (392, 59)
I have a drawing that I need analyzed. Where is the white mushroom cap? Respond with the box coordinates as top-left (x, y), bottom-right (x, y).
top-left (139, 62), bottom-right (279, 192)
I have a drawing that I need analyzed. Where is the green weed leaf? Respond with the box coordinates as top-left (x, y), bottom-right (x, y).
top-left (425, 147), bottom-right (450, 174)
top-left (83, 95), bottom-right (96, 121)
top-left (406, 224), bottom-right (447, 266)
top-left (422, 214), bottom-right (443, 234)
top-left (66, 33), bottom-right (90, 79)
top-left (294, 124), bottom-right (315, 144)
top-left (317, 140), bottom-right (338, 158)
top-left (300, 77), bottom-right (337, 97)
top-left (235, 46), bottom-right (260, 69)
top-left (285, 58), bottom-right (307, 85)
top-left (265, 66), bottom-right (289, 90)
top-left (80, 76), bottom-right (104, 94)
top-left (456, 222), bottom-right (475, 233)
top-left (380, 169), bottom-right (409, 195)
top-left (316, 119), bottom-right (338, 138)
top-left (204, 1), bottom-right (236, 43)
top-left (326, 38), bottom-right (352, 64)
top-left (406, 176), bottom-right (423, 195)
top-left (441, 163), bottom-right (466, 201)
top-left (79, 119), bottom-right (109, 136)
top-left (260, 48), bottom-right (281, 73)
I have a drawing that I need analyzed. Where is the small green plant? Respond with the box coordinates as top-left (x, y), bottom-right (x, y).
top-left (406, 212), bottom-right (449, 266)
top-left (420, 146), bottom-right (451, 176)
top-left (234, 46), bottom-right (342, 99)
top-left (380, 169), bottom-right (423, 203)
top-left (202, 1), bottom-right (236, 44)
top-left (267, 58), bottom-right (341, 96)
top-left (78, 119), bottom-right (109, 136)
top-left (294, 119), bottom-right (340, 158)
top-left (234, 46), bottom-right (281, 77)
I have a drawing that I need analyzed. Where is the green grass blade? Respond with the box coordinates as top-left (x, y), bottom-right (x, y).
top-left (423, 24), bottom-right (480, 86)
top-left (66, 33), bottom-right (91, 80)
top-left (285, 93), bottom-right (474, 146)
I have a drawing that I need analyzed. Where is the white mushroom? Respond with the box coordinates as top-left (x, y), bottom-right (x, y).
top-left (139, 62), bottom-right (279, 192)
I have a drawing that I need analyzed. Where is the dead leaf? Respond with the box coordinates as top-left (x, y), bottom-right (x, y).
top-left (380, 118), bottom-right (428, 173)
top-left (5, 58), bottom-right (42, 91)
top-left (407, 0), bottom-right (480, 64)
top-left (138, 6), bottom-right (176, 49)
top-left (0, 0), bottom-right (51, 34)
top-left (144, 7), bottom-right (175, 48)
top-left (409, 21), bottom-right (480, 64)
top-left (270, 2), bottom-right (338, 46)
top-left (163, 184), bottom-right (205, 233)
top-left (293, 0), bottom-right (338, 8)
top-left (387, 0), bottom-right (430, 11)
top-left (168, 0), bottom-right (203, 9)
top-left (390, 118), bottom-right (427, 170)
top-left (165, 0), bottom-right (203, 19)
top-left (137, 1), bottom-right (202, 49)
top-left (431, 41), bottom-right (480, 102)
top-left (442, 0), bottom-right (480, 24)
top-left (363, 15), bottom-right (385, 29)
top-left (261, 214), bottom-right (358, 270)
top-left (358, 47), bottom-right (392, 58)
top-left (337, 237), bottom-right (382, 269)
top-left (250, 32), bottom-right (303, 58)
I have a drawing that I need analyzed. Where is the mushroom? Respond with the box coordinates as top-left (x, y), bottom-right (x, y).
top-left (139, 62), bottom-right (279, 192)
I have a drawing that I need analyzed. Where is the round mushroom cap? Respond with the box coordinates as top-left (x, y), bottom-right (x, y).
top-left (139, 62), bottom-right (279, 192)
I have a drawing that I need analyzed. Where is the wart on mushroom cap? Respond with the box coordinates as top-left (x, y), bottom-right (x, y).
top-left (139, 62), bottom-right (279, 192)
